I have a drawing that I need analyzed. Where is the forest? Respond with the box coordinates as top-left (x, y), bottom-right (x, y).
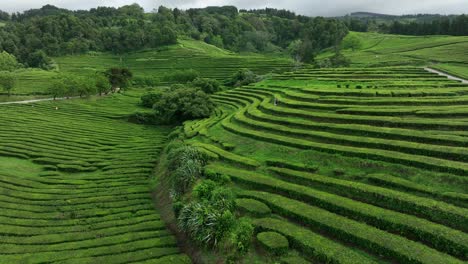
top-left (0, 4), bottom-right (347, 68)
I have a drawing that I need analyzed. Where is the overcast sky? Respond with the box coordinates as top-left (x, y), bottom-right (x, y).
top-left (2, 0), bottom-right (468, 16)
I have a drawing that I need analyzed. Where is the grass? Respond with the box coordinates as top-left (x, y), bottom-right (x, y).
top-left (320, 32), bottom-right (468, 78)
top-left (0, 92), bottom-right (188, 262)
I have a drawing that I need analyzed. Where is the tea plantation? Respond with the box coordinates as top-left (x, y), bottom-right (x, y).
top-left (183, 66), bottom-right (468, 263)
top-left (0, 93), bottom-right (190, 263)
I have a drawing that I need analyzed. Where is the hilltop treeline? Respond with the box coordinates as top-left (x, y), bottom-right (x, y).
top-left (343, 14), bottom-right (468, 36)
top-left (0, 4), bottom-right (347, 68)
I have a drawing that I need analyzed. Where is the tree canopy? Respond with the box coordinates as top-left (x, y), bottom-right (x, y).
top-left (0, 5), bottom-right (348, 67)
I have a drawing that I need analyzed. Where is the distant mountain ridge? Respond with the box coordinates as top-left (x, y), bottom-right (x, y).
top-left (350, 12), bottom-right (394, 18)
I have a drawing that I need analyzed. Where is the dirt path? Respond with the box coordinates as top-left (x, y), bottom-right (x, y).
top-left (424, 67), bottom-right (468, 84)
top-left (0, 96), bottom-right (78, 105)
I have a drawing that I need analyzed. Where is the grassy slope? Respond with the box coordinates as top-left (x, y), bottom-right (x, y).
top-left (320, 32), bottom-right (468, 78)
top-left (183, 67), bottom-right (468, 263)
top-left (0, 92), bottom-right (190, 263)
top-left (55, 39), bottom-right (291, 79)
top-left (5, 39), bottom-right (291, 100)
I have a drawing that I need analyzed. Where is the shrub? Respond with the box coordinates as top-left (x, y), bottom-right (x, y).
top-left (140, 91), bottom-right (164, 108)
top-left (133, 76), bottom-right (160, 87)
top-left (178, 201), bottom-right (235, 247)
top-left (163, 69), bottom-right (200, 83)
top-left (226, 218), bottom-right (254, 255)
top-left (257, 232), bottom-right (289, 255)
top-left (211, 186), bottom-right (236, 211)
top-left (167, 145), bottom-right (208, 195)
top-left (329, 52), bottom-right (351, 68)
top-left (193, 180), bottom-right (218, 200)
top-left (127, 111), bottom-right (159, 124)
top-left (191, 77), bottom-right (222, 94)
top-left (152, 86), bottom-right (215, 124)
top-left (225, 69), bottom-right (260, 87)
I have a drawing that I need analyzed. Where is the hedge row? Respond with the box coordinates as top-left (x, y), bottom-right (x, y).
top-left (209, 165), bottom-right (468, 258)
top-left (241, 103), bottom-right (468, 162)
top-left (245, 191), bottom-right (462, 264)
top-left (364, 174), bottom-right (468, 207)
top-left (270, 167), bottom-right (468, 233)
top-left (254, 218), bottom-right (378, 264)
top-left (222, 113), bottom-right (468, 176)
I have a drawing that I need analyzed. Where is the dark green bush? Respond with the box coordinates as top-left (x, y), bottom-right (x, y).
top-left (140, 91), bottom-right (164, 108)
top-left (163, 69), bottom-right (200, 83)
top-left (225, 69), bottom-right (260, 87)
top-left (152, 86), bottom-right (215, 124)
top-left (191, 77), bottom-right (222, 94)
top-left (193, 180), bottom-right (218, 200)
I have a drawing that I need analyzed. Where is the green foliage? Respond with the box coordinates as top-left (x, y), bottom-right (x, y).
top-left (48, 74), bottom-right (96, 99)
top-left (95, 74), bottom-right (111, 96)
top-left (226, 69), bottom-right (260, 87)
top-left (27, 50), bottom-right (54, 70)
top-left (140, 91), bottom-right (163, 108)
top-left (152, 86), bottom-right (215, 124)
top-left (178, 201), bottom-right (235, 247)
top-left (257, 232), bottom-right (289, 255)
top-left (193, 180), bottom-right (218, 200)
top-left (342, 34), bottom-right (363, 51)
top-left (191, 77), bottom-right (222, 94)
top-left (163, 69), bottom-right (200, 83)
top-left (133, 76), bottom-right (160, 87)
top-left (167, 145), bottom-right (208, 195)
top-left (225, 218), bottom-right (254, 256)
top-left (0, 51), bottom-right (19, 71)
top-left (104, 68), bottom-right (133, 92)
top-left (329, 52), bottom-right (351, 67)
top-left (0, 71), bottom-right (16, 96)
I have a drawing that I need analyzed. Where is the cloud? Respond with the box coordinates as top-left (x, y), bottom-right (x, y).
top-left (2, 0), bottom-right (468, 16)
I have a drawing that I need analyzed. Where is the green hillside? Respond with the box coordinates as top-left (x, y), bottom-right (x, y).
top-left (55, 40), bottom-right (292, 80)
top-left (5, 40), bottom-right (291, 98)
top-left (180, 66), bottom-right (468, 263)
top-left (323, 32), bottom-right (468, 78)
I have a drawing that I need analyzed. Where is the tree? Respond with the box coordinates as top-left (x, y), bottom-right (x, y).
top-left (0, 71), bottom-right (16, 96)
top-left (287, 39), bottom-right (303, 62)
top-left (342, 34), bottom-right (363, 51)
top-left (48, 78), bottom-right (67, 100)
top-left (0, 51), bottom-right (19, 71)
top-left (27, 50), bottom-right (53, 70)
top-left (225, 69), bottom-right (259, 87)
top-left (191, 78), bottom-right (222, 94)
top-left (75, 77), bottom-right (96, 98)
top-left (104, 68), bottom-right (133, 92)
top-left (95, 74), bottom-right (110, 96)
top-left (152, 86), bottom-right (215, 124)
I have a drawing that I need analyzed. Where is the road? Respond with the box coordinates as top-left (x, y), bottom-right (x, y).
top-left (0, 96), bottom-right (78, 105)
top-left (424, 67), bottom-right (468, 84)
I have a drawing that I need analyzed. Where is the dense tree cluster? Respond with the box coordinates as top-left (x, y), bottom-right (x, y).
top-left (387, 15), bottom-right (468, 36)
top-left (0, 5), bottom-right (348, 68)
top-left (342, 14), bottom-right (468, 36)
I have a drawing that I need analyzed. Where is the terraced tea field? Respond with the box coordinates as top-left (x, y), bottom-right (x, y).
top-left (0, 94), bottom-right (189, 263)
top-left (55, 40), bottom-right (292, 81)
top-left (184, 67), bottom-right (468, 263)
